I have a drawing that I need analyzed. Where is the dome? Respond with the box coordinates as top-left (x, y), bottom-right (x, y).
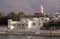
top-left (33, 18), bottom-right (38, 20)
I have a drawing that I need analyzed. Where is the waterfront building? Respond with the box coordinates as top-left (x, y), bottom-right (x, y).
top-left (8, 17), bottom-right (49, 32)
top-left (8, 4), bottom-right (50, 32)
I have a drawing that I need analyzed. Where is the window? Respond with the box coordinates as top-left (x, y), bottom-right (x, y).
top-left (32, 23), bottom-right (36, 26)
top-left (22, 24), bottom-right (25, 29)
top-left (45, 20), bottom-right (47, 22)
top-left (41, 18), bottom-right (43, 20)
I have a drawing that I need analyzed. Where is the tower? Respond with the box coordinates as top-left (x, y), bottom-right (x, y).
top-left (40, 4), bottom-right (44, 13)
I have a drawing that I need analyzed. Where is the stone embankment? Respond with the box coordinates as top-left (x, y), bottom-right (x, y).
top-left (0, 32), bottom-right (60, 36)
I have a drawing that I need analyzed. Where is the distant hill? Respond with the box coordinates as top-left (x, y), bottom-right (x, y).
top-left (0, 0), bottom-right (60, 15)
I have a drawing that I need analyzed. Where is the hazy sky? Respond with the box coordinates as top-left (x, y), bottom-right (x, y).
top-left (0, 0), bottom-right (60, 15)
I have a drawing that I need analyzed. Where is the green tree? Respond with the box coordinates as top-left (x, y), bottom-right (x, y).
top-left (17, 12), bottom-right (25, 20)
top-left (43, 22), bottom-right (50, 30)
top-left (17, 12), bottom-right (25, 17)
top-left (1, 16), bottom-right (8, 25)
top-left (0, 12), bottom-right (4, 25)
top-left (0, 12), bottom-right (4, 18)
top-left (43, 20), bottom-right (60, 30)
top-left (7, 12), bottom-right (18, 21)
top-left (0, 12), bottom-right (7, 25)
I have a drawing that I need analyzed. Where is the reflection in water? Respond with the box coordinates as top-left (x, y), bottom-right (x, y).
top-left (27, 36), bottom-right (32, 39)
top-left (9, 35), bottom-right (14, 39)
top-left (0, 35), bottom-right (60, 39)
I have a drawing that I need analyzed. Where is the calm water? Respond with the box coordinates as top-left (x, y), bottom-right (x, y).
top-left (0, 35), bottom-right (60, 39)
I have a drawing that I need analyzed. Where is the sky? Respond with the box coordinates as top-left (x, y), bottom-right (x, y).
top-left (0, 0), bottom-right (60, 15)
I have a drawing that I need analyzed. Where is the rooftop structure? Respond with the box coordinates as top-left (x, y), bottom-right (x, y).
top-left (40, 4), bottom-right (44, 13)
top-left (34, 5), bottom-right (49, 17)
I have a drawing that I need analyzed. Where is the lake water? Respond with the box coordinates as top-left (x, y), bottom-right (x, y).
top-left (0, 35), bottom-right (60, 39)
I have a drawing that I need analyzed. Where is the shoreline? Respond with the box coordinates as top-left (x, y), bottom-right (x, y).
top-left (0, 32), bottom-right (60, 37)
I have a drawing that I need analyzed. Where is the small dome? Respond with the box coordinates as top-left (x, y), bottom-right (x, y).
top-left (39, 18), bottom-right (41, 20)
top-left (8, 19), bottom-right (12, 22)
top-left (33, 18), bottom-right (38, 20)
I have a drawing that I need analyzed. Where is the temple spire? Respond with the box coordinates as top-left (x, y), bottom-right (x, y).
top-left (40, 4), bottom-right (44, 13)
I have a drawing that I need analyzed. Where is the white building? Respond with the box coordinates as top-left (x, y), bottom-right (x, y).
top-left (52, 12), bottom-right (60, 21)
top-left (8, 17), bottom-right (49, 32)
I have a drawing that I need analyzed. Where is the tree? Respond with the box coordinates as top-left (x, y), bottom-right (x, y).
top-left (6, 12), bottom-right (18, 21)
top-left (43, 22), bottom-right (50, 30)
top-left (0, 12), bottom-right (7, 25)
top-left (17, 12), bottom-right (25, 20)
top-left (1, 16), bottom-right (8, 26)
top-left (0, 12), bottom-right (4, 18)
top-left (0, 12), bottom-right (4, 25)
top-left (17, 12), bottom-right (25, 17)
top-left (43, 20), bottom-right (60, 30)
